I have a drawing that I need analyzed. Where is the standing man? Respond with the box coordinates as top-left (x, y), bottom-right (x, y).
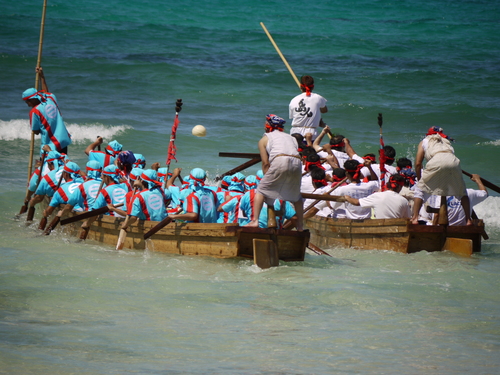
top-left (22, 67), bottom-right (72, 154)
top-left (245, 114), bottom-right (303, 230)
top-left (289, 75), bottom-right (327, 140)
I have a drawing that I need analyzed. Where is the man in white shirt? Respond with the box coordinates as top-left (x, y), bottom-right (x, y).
top-left (289, 75), bottom-right (327, 140)
top-left (333, 159), bottom-right (379, 219)
top-left (344, 174), bottom-right (411, 219)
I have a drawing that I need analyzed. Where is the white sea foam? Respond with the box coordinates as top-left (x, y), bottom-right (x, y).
top-left (475, 196), bottom-right (500, 228)
top-left (484, 139), bottom-right (500, 146)
top-left (0, 119), bottom-right (132, 144)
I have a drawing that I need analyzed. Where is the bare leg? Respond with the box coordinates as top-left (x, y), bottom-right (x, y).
top-left (411, 197), bottom-right (423, 224)
top-left (460, 195), bottom-right (473, 226)
top-left (293, 200), bottom-right (304, 231)
top-left (245, 192), bottom-right (265, 227)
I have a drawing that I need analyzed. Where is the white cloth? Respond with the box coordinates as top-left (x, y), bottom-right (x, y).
top-left (334, 181), bottom-right (380, 219)
top-left (361, 163), bottom-right (398, 183)
top-left (417, 135), bottom-right (466, 197)
top-left (358, 190), bottom-right (411, 219)
top-left (289, 92), bottom-right (327, 139)
top-left (428, 188), bottom-right (488, 226)
top-left (257, 131), bottom-right (302, 205)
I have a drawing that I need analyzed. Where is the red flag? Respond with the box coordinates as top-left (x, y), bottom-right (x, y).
top-left (166, 114), bottom-right (179, 166)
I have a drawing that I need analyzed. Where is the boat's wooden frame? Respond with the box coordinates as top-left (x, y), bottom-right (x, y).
top-left (305, 215), bottom-right (485, 255)
top-left (61, 213), bottom-right (310, 261)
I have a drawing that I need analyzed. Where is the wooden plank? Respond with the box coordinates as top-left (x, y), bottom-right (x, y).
top-left (218, 152), bottom-right (261, 159)
top-left (442, 238), bottom-right (473, 257)
top-left (253, 239), bottom-right (279, 269)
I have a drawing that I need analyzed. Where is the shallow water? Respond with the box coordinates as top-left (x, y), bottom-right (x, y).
top-left (1, 0), bottom-right (500, 373)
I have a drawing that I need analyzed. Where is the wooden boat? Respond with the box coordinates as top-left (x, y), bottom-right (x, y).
top-left (60, 213), bottom-right (310, 262)
top-left (304, 216), bottom-right (486, 256)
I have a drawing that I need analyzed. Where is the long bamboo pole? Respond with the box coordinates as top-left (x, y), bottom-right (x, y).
top-left (260, 22), bottom-right (301, 89)
top-left (26, 0), bottom-right (48, 189)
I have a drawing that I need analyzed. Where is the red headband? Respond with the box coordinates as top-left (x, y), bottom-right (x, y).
top-left (345, 163), bottom-right (364, 180)
top-left (300, 84), bottom-right (314, 97)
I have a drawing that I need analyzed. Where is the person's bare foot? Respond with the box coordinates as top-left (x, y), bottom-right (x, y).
top-left (466, 219), bottom-right (473, 226)
top-left (244, 220), bottom-right (259, 228)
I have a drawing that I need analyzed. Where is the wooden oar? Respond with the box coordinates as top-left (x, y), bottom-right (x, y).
top-left (143, 216), bottom-right (173, 240)
top-left (23, 0), bottom-right (48, 214)
top-left (60, 203), bottom-right (124, 225)
top-left (462, 170), bottom-right (500, 195)
top-left (301, 193), bottom-right (346, 202)
top-left (215, 158), bottom-right (261, 182)
top-left (260, 22), bottom-right (301, 88)
top-left (303, 177), bottom-right (348, 213)
top-left (307, 242), bottom-right (332, 257)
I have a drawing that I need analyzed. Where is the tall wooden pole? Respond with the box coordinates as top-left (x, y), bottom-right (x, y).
top-left (27, 0), bottom-right (48, 184)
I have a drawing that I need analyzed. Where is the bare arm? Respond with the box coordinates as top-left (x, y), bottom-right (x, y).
top-left (36, 67), bottom-right (49, 92)
top-left (470, 174), bottom-right (487, 192)
top-left (167, 168), bottom-right (182, 188)
top-left (343, 138), bottom-right (356, 159)
top-left (344, 195), bottom-right (360, 206)
top-left (364, 159), bottom-right (377, 181)
top-left (415, 141), bottom-right (425, 181)
top-left (313, 126), bottom-right (330, 151)
top-left (169, 212), bottom-right (198, 222)
top-left (85, 136), bottom-right (103, 156)
top-left (258, 136), bottom-right (270, 174)
top-left (320, 106), bottom-right (328, 114)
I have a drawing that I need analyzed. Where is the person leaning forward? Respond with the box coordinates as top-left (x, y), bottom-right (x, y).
top-left (22, 67), bottom-right (72, 155)
top-left (245, 114), bottom-right (304, 230)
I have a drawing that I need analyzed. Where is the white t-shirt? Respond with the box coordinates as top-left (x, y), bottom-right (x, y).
top-left (289, 92), bottom-right (327, 138)
top-left (318, 149), bottom-right (350, 169)
top-left (361, 163), bottom-right (397, 183)
top-left (334, 181), bottom-right (380, 219)
top-left (358, 190), bottom-right (411, 219)
top-left (428, 189), bottom-right (488, 226)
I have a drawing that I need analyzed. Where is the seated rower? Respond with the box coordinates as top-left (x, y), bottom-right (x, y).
top-left (344, 174), bottom-right (411, 219)
top-left (120, 169), bottom-right (171, 232)
top-left (169, 168), bottom-right (218, 223)
top-left (115, 150), bottom-right (136, 182)
top-left (78, 160), bottom-right (103, 211)
top-left (332, 159), bottom-right (379, 220)
top-left (41, 162), bottom-right (85, 223)
top-left (85, 137), bottom-right (122, 168)
top-left (133, 153), bottom-right (146, 169)
top-left (313, 127), bottom-right (349, 168)
top-left (26, 151), bottom-right (66, 220)
top-left (216, 172), bottom-right (246, 223)
top-left (82, 165), bottom-right (130, 231)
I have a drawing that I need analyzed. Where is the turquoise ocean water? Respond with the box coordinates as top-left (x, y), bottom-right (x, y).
top-left (1, 0), bottom-right (500, 373)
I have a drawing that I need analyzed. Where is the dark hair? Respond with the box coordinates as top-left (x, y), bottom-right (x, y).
top-left (332, 168), bottom-right (346, 179)
top-left (300, 75), bottom-right (314, 86)
top-left (329, 135), bottom-right (345, 151)
top-left (397, 157), bottom-right (412, 169)
top-left (310, 167), bottom-right (325, 180)
top-left (306, 153), bottom-right (320, 163)
top-left (388, 174), bottom-right (405, 191)
top-left (300, 146), bottom-right (316, 158)
top-left (291, 133), bottom-right (306, 149)
top-left (363, 153), bottom-right (376, 159)
top-left (343, 159), bottom-right (360, 172)
top-left (383, 145), bottom-right (396, 165)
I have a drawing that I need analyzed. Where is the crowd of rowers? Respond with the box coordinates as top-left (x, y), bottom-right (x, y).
top-left (25, 123), bottom-right (487, 233)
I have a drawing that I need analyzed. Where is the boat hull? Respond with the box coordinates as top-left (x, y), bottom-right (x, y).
top-left (304, 216), bottom-right (484, 254)
top-left (63, 214), bottom-right (309, 261)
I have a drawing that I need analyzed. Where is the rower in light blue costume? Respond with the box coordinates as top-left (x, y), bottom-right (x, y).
top-left (42, 162), bottom-right (84, 221)
top-left (129, 169), bottom-right (171, 222)
top-left (22, 67), bottom-right (72, 154)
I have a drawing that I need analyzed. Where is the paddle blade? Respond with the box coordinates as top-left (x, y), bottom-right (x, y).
top-left (253, 239), bottom-right (279, 269)
top-left (79, 227), bottom-right (90, 240)
top-left (44, 217), bottom-right (60, 236)
top-left (38, 216), bottom-right (47, 231)
top-left (19, 203), bottom-right (28, 215)
top-left (116, 229), bottom-right (128, 250)
top-left (26, 206), bottom-right (36, 222)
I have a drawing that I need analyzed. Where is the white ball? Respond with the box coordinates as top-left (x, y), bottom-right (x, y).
top-left (192, 125), bottom-right (207, 137)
